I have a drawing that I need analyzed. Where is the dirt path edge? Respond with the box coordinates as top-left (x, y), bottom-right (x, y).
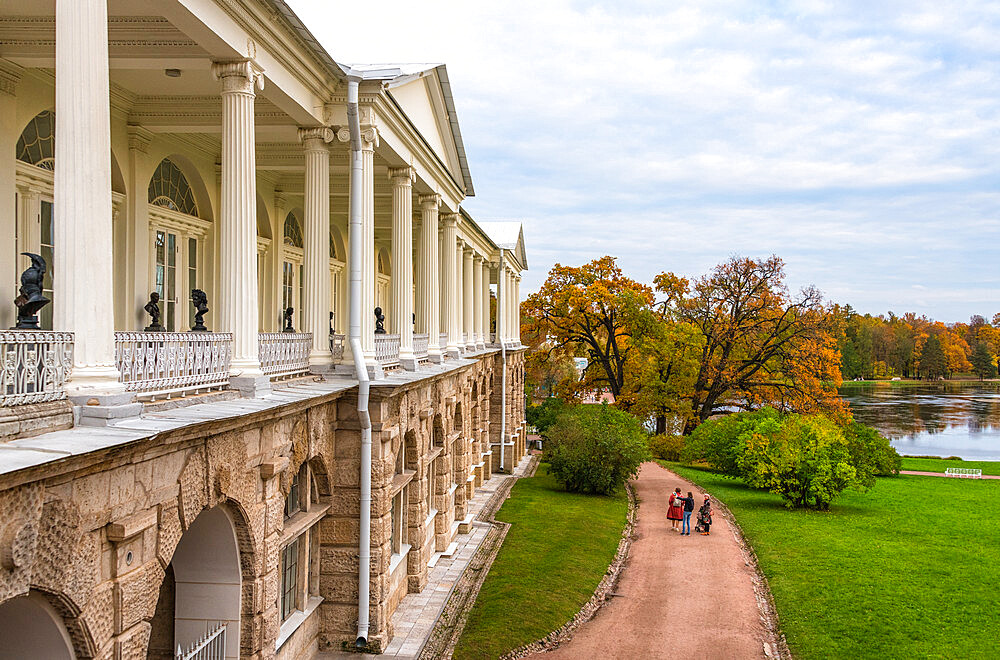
top-left (497, 480), bottom-right (639, 660)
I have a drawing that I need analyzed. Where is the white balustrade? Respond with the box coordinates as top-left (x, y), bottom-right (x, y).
top-left (329, 333), bottom-right (345, 361)
top-left (0, 330), bottom-right (74, 406)
top-left (115, 332), bottom-right (232, 399)
top-left (374, 333), bottom-right (401, 369)
top-left (259, 332), bottom-right (312, 379)
top-left (176, 622), bottom-right (226, 660)
top-left (413, 333), bottom-right (429, 361)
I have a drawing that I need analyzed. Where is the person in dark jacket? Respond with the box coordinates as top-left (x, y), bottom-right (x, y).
top-left (697, 495), bottom-right (713, 536)
top-left (678, 491), bottom-right (695, 535)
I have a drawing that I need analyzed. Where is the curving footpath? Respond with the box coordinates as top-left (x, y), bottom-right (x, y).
top-left (527, 462), bottom-right (773, 660)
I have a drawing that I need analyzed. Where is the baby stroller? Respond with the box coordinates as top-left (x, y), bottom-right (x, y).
top-left (694, 506), bottom-right (711, 534)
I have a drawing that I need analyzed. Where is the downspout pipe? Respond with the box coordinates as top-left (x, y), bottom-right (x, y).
top-left (498, 255), bottom-right (507, 472)
top-left (346, 74), bottom-right (373, 649)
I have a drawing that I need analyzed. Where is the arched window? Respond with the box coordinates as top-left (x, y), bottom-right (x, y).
top-left (16, 110), bottom-right (55, 170)
top-left (148, 159), bottom-right (199, 216)
top-left (283, 212), bottom-right (303, 248)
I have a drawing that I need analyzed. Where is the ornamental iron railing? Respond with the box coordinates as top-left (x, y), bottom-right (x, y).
top-left (374, 333), bottom-right (400, 369)
top-left (413, 333), bottom-right (429, 361)
top-left (259, 332), bottom-right (311, 379)
top-left (176, 622), bottom-right (226, 660)
top-left (0, 330), bottom-right (74, 406)
top-left (329, 333), bottom-right (345, 361)
top-left (115, 332), bottom-right (231, 399)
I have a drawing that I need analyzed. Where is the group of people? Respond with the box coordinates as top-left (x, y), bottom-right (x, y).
top-left (667, 488), bottom-right (712, 536)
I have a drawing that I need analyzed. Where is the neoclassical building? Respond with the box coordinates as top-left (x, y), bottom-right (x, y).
top-left (0, 1), bottom-right (528, 658)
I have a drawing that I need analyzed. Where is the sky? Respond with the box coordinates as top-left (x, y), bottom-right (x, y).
top-left (288, 0), bottom-right (1000, 323)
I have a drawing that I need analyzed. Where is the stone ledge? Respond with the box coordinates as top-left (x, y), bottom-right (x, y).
top-left (0, 399), bottom-right (73, 442)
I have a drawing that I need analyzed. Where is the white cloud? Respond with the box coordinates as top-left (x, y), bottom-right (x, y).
top-left (288, 0), bottom-right (1000, 321)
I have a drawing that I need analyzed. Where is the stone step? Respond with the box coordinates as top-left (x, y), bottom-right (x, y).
top-left (458, 513), bottom-right (476, 534)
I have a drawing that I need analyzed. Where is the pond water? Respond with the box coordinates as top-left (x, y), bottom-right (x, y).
top-left (840, 383), bottom-right (1000, 460)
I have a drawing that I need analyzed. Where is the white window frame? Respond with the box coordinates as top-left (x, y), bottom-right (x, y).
top-left (147, 205), bottom-right (210, 332)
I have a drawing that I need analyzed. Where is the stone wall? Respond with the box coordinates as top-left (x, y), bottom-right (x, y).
top-left (0, 351), bottom-right (526, 659)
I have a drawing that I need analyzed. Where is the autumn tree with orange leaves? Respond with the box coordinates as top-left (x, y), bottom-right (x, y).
top-left (656, 255), bottom-right (845, 433)
top-left (523, 256), bottom-right (654, 402)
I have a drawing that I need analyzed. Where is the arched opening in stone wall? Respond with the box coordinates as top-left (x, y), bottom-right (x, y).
top-left (0, 591), bottom-right (76, 660)
top-left (148, 505), bottom-right (243, 659)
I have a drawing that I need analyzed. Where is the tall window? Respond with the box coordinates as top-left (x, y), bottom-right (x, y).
top-left (154, 230), bottom-right (178, 331)
top-left (16, 112), bottom-right (57, 329)
top-left (283, 212), bottom-right (303, 248)
top-left (39, 201), bottom-right (54, 330)
top-left (281, 212), bottom-right (304, 323)
top-left (279, 462), bottom-right (327, 635)
top-left (147, 158), bottom-right (206, 332)
top-left (280, 540), bottom-right (298, 621)
top-left (282, 262), bottom-right (295, 313)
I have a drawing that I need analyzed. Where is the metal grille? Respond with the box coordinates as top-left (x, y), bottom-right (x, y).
top-left (374, 334), bottom-right (401, 369)
top-left (329, 333), bottom-right (345, 361)
top-left (0, 330), bottom-right (73, 406)
top-left (175, 623), bottom-right (226, 660)
top-left (259, 332), bottom-right (312, 379)
top-left (115, 332), bottom-right (232, 399)
top-left (413, 333), bottom-right (429, 361)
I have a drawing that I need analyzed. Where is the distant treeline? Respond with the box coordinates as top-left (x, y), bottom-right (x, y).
top-left (835, 307), bottom-right (998, 380)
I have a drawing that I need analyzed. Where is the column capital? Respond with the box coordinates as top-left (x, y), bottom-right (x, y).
top-left (212, 59), bottom-right (265, 94)
top-left (473, 252), bottom-right (484, 264)
top-left (298, 126), bottom-right (334, 147)
top-left (418, 193), bottom-right (441, 210)
top-left (337, 125), bottom-right (379, 150)
top-left (274, 191), bottom-right (288, 210)
top-left (388, 166), bottom-right (415, 184)
top-left (126, 124), bottom-right (154, 153)
top-left (441, 212), bottom-right (459, 227)
top-left (0, 59), bottom-right (23, 96)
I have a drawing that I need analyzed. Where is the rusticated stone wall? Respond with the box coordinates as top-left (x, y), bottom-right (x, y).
top-left (0, 351), bottom-right (526, 659)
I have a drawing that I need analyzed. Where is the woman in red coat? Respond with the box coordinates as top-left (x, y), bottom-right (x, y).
top-left (667, 487), bottom-right (684, 531)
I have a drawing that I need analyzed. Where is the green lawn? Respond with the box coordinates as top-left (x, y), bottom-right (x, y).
top-left (900, 456), bottom-right (1000, 476)
top-left (453, 465), bottom-right (628, 660)
top-left (664, 462), bottom-right (1000, 659)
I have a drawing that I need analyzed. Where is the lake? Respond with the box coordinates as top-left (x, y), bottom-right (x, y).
top-left (840, 383), bottom-right (1000, 460)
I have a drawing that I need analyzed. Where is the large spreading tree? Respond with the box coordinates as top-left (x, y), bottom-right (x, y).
top-left (656, 255), bottom-right (845, 433)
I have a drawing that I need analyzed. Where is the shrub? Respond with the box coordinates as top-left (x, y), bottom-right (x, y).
top-left (546, 404), bottom-right (650, 495)
top-left (526, 397), bottom-right (569, 435)
top-left (683, 408), bottom-right (899, 509)
top-left (648, 434), bottom-right (685, 461)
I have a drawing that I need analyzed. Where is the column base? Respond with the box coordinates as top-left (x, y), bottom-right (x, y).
top-left (230, 374), bottom-right (272, 398)
top-left (427, 349), bottom-right (444, 364)
top-left (69, 391), bottom-right (142, 427)
top-left (400, 357), bottom-right (418, 371)
top-left (308, 360), bottom-right (337, 376)
top-left (445, 347), bottom-right (461, 359)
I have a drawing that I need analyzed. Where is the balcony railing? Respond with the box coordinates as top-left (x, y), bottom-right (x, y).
top-left (115, 331), bottom-right (232, 399)
top-left (374, 333), bottom-right (400, 369)
top-left (330, 333), bottom-right (345, 361)
top-left (413, 333), bottom-right (429, 361)
top-left (1, 330), bottom-right (74, 406)
top-left (259, 332), bottom-right (312, 379)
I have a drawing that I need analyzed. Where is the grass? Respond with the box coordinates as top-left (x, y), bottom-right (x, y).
top-left (452, 465), bottom-right (628, 660)
top-left (900, 456), bottom-right (1000, 476)
top-left (661, 461), bottom-right (1000, 659)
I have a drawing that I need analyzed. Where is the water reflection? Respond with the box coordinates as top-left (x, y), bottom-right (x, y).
top-left (840, 383), bottom-right (1000, 460)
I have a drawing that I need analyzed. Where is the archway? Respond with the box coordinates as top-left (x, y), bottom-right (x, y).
top-left (0, 592), bottom-right (76, 660)
top-left (149, 505), bottom-right (242, 659)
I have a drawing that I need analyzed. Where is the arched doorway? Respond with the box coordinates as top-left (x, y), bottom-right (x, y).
top-left (0, 592), bottom-right (76, 660)
top-left (149, 505), bottom-right (242, 659)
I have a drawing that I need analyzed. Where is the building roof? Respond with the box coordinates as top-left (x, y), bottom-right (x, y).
top-left (479, 221), bottom-right (528, 271)
top-left (343, 64), bottom-right (475, 197)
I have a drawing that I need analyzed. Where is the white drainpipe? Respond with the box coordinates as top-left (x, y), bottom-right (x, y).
top-left (345, 74), bottom-right (373, 648)
top-left (498, 255), bottom-right (507, 472)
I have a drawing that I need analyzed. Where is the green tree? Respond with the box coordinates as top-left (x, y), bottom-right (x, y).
top-left (970, 342), bottom-right (995, 381)
top-left (919, 335), bottom-right (947, 379)
top-left (546, 404), bottom-right (649, 495)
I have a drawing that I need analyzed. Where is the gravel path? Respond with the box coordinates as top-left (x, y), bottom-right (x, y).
top-left (527, 462), bottom-right (769, 660)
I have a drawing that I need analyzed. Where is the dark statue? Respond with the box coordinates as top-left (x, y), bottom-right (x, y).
top-left (329, 311), bottom-right (334, 335)
top-left (374, 307), bottom-right (386, 334)
top-left (190, 289), bottom-right (209, 332)
top-left (143, 292), bottom-right (163, 331)
top-left (283, 306), bottom-right (296, 333)
top-left (13, 252), bottom-right (49, 330)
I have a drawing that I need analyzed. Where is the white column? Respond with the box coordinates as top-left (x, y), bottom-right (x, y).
top-left (463, 247), bottom-right (474, 352)
top-left (418, 194), bottom-right (441, 362)
top-left (390, 167), bottom-right (416, 370)
top-left (482, 260), bottom-right (491, 346)
top-left (338, 126), bottom-right (379, 374)
top-left (300, 126), bottom-right (334, 372)
top-left (496, 261), bottom-right (506, 344)
top-left (441, 214), bottom-right (460, 358)
top-left (505, 270), bottom-right (514, 343)
top-left (473, 255), bottom-right (484, 349)
top-left (55, 0), bottom-right (126, 400)
top-left (213, 60), bottom-right (267, 396)
top-left (513, 275), bottom-right (521, 345)
top-left (455, 240), bottom-right (466, 351)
